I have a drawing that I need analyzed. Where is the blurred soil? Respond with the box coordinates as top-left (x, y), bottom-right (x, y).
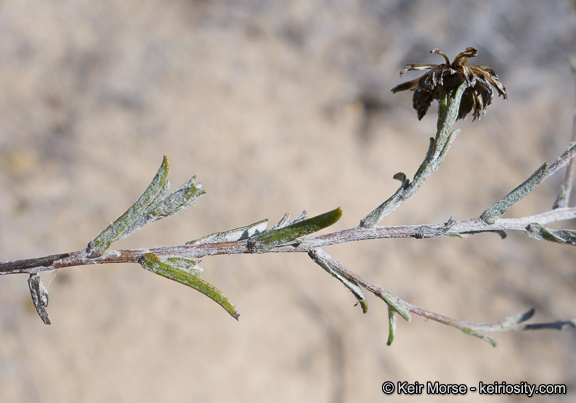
top-left (1, 1), bottom-right (576, 402)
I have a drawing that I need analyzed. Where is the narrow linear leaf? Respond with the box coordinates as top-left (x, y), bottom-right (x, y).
top-left (472, 308), bottom-right (576, 332)
top-left (376, 288), bottom-right (411, 322)
top-left (150, 177), bottom-right (204, 217)
top-left (481, 163), bottom-right (548, 224)
top-left (553, 185), bottom-right (569, 209)
top-left (527, 223), bottom-right (576, 245)
top-left (286, 210), bottom-right (308, 226)
top-left (162, 256), bottom-right (203, 276)
top-left (188, 219), bottom-right (268, 245)
top-left (271, 212), bottom-right (292, 230)
top-left (125, 176), bottom-right (205, 235)
top-left (520, 315), bottom-right (576, 330)
top-left (269, 210), bottom-right (309, 232)
top-left (28, 273), bottom-right (51, 325)
top-left (453, 230), bottom-right (507, 239)
top-left (87, 156), bottom-right (170, 257)
top-left (447, 310), bottom-right (535, 346)
top-left (249, 207), bottom-right (342, 253)
top-left (140, 253), bottom-right (239, 319)
top-left (456, 309), bottom-right (535, 333)
top-left (492, 308), bottom-right (535, 330)
top-left (308, 249), bottom-right (368, 313)
top-left (459, 327), bottom-right (497, 347)
top-left (386, 306), bottom-right (397, 346)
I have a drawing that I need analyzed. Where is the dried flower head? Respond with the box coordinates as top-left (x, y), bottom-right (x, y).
top-left (391, 47), bottom-right (507, 121)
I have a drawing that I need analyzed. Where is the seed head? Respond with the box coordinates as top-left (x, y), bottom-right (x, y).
top-left (391, 47), bottom-right (507, 121)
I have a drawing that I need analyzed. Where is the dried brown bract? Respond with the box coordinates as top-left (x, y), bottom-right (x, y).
top-left (391, 47), bottom-right (507, 121)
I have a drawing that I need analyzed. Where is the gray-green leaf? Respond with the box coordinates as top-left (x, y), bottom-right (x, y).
top-left (87, 156), bottom-right (170, 257)
top-left (140, 253), bottom-right (239, 319)
top-left (249, 208), bottom-right (342, 253)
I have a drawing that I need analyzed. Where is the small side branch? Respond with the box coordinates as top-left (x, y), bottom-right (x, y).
top-left (360, 82), bottom-right (467, 227)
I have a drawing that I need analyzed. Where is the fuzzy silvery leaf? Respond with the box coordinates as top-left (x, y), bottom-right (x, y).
top-left (86, 156), bottom-right (170, 258)
top-left (188, 219), bottom-right (268, 245)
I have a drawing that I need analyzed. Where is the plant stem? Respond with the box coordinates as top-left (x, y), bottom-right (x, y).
top-left (360, 82), bottom-right (467, 227)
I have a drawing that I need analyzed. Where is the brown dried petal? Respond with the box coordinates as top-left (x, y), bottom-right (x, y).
top-left (430, 48), bottom-right (451, 64)
top-left (419, 70), bottom-right (435, 89)
top-left (476, 83), bottom-right (493, 106)
top-left (470, 83), bottom-right (493, 120)
top-left (459, 65), bottom-right (477, 86)
top-left (413, 88), bottom-right (434, 120)
top-left (458, 88), bottom-right (475, 120)
top-left (470, 66), bottom-right (507, 98)
top-left (399, 63), bottom-right (437, 76)
top-left (452, 47), bottom-right (478, 66)
top-left (431, 65), bottom-right (445, 87)
top-left (473, 91), bottom-right (485, 120)
top-left (391, 78), bottom-right (420, 93)
top-left (486, 75), bottom-right (507, 99)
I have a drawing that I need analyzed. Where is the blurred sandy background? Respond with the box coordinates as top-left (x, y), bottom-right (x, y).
top-left (1, 1), bottom-right (576, 402)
